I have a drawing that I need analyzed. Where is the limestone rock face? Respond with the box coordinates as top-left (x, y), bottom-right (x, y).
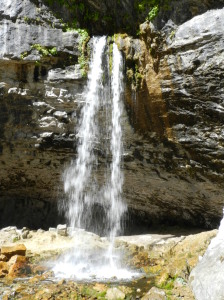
top-left (118, 7), bottom-right (224, 228)
top-left (0, 0), bottom-right (85, 228)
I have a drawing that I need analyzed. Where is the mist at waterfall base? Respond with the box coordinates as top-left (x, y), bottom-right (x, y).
top-left (53, 37), bottom-right (140, 281)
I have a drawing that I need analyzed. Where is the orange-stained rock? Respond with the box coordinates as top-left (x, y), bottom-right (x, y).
top-left (7, 255), bottom-right (27, 267)
top-left (1, 244), bottom-right (26, 259)
top-left (7, 260), bottom-right (31, 278)
top-left (0, 261), bottom-right (9, 278)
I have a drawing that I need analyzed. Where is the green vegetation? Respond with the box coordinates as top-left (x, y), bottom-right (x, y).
top-left (136, 0), bottom-right (172, 21)
top-left (31, 44), bottom-right (58, 57)
top-left (23, 16), bottom-right (43, 25)
top-left (12, 236), bottom-right (20, 243)
top-left (109, 43), bottom-right (113, 74)
top-left (81, 286), bottom-right (106, 299)
top-left (156, 275), bottom-right (177, 290)
top-left (20, 51), bottom-right (28, 60)
top-left (170, 30), bottom-right (176, 39)
top-left (126, 64), bottom-right (144, 91)
top-left (45, 0), bottom-right (100, 26)
top-left (76, 29), bottom-right (90, 77)
top-left (147, 5), bottom-right (159, 21)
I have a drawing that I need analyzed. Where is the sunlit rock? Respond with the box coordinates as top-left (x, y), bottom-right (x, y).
top-left (190, 210), bottom-right (224, 300)
top-left (1, 244), bottom-right (26, 260)
top-left (56, 224), bottom-right (67, 237)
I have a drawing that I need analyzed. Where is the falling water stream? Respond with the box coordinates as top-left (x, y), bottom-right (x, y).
top-left (53, 37), bottom-right (139, 281)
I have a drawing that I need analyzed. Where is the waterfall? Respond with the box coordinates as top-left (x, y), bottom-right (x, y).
top-left (61, 36), bottom-right (127, 239)
top-left (62, 36), bottom-right (106, 230)
top-left (53, 37), bottom-right (138, 280)
top-left (108, 43), bottom-right (126, 240)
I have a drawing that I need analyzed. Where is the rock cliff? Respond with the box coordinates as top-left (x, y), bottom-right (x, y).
top-left (0, 0), bottom-right (85, 228)
top-left (0, 0), bottom-right (224, 230)
top-left (119, 7), bottom-right (224, 229)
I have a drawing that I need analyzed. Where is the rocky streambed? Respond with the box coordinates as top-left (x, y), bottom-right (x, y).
top-left (0, 226), bottom-right (217, 299)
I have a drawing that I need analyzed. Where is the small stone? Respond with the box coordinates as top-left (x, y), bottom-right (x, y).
top-left (93, 283), bottom-right (107, 292)
top-left (53, 111), bottom-right (68, 119)
top-left (27, 233), bottom-right (33, 239)
top-left (141, 287), bottom-right (167, 300)
top-left (21, 230), bottom-right (29, 239)
top-left (1, 244), bottom-right (26, 260)
top-left (57, 224), bottom-right (67, 236)
top-left (58, 279), bottom-right (66, 285)
top-left (21, 227), bottom-right (29, 232)
top-left (49, 227), bottom-right (56, 232)
top-left (29, 275), bottom-right (41, 283)
top-left (106, 287), bottom-right (125, 300)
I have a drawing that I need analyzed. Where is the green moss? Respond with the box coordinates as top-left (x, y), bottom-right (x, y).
top-left (12, 236), bottom-right (20, 243)
top-left (80, 286), bottom-right (106, 299)
top-left (109, 43), bottom-right (114, 74)
top-left (31, 44), bottom-right (58, 57)
top-left (156, 276), bottom-right (177, 291)
top-left (23, 16), bottom-right (42, 25)
top-left (170, 30), bottom-right (176, 40)
top-left (20, 51), bottom-right (28, 60)
top-left (24, 16), bottom-right (31, 23)
top-left (135, 0), bottom-right (172, 23)
top-left (76, 29), bottom-right (90, 77)
top-left (147, 5), bottom-right (159, 21)
top-left (49, 47), bottom-right (57, 56)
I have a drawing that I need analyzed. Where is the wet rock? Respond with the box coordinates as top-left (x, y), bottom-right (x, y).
top-left (141, 287), bottom-right (167, 300)
top-left (7, 255), bottom-right (30, 278)
top-left (1, 244), bottom-right (26, 260)
top-left (106, 287), bottom-right (125, 300)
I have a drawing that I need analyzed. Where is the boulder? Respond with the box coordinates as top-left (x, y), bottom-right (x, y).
top-left (7, 256), bottom-right (31, 278)
top-left (190, 213), bottom-right (224, 300)
top-left (8, 255), bottom-right (27, 267)
top-left (1, 244), bottom-right (26, 259)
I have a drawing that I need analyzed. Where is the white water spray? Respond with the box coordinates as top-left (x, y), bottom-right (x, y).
top-left (54, 37), bottom-right (138, 281)
top-left (62, 36), bottom-right (106, 230)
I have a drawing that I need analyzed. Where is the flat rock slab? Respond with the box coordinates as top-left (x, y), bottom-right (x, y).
top-left (1, 244), bottom-right (26, 259)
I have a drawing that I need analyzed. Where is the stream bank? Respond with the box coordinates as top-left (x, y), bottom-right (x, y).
top-left (0, 226), bottom-right (216, 299)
